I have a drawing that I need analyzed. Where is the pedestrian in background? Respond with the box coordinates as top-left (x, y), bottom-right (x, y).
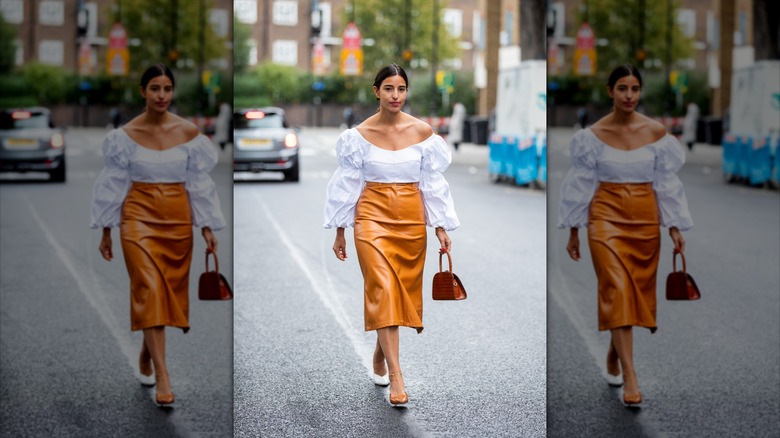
top-left (324, 64), bottom-right (460, 407)
top-left (448, 101), bottom-right (466, 151)
top-left (214, 101), bottom-right (232, 150)
top-left (558, 64), bottom-right (693, 408)
top-left (90, 64), bottom-right (226, 407)
top-left (682, 100), bottom-right (700, 151)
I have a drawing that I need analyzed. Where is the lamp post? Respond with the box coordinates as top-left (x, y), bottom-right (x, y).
top-left (430, 0), bottom-right (439, 116)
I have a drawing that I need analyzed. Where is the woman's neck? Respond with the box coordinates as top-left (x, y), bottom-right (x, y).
top-left (610, 108), bottom-right (636, 125)
top-left (141, 109), bottom-right (169, 126)
top-left (376, 108), bottom-right (403, 126)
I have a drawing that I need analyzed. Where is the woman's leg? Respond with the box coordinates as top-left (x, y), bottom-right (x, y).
top-left (606, 336), bottom-right (620, 377)
top-left (139, 338), bottom-right (153, 377)
top-left (373, 337), bottom-right (388, 376)
top-left (377, 326), bottom-right (405, 397)
top-left (143, 326), bottom-right (172, 396)
top-left (610, 326), bottom-right (640, 396)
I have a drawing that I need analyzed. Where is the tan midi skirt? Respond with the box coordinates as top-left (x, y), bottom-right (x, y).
top-left (588, 182), bottom-right (660, 333)
top-left (354, 182), bottom-right (427, 333)
top-left (120, 182), bottom-right (193, 333)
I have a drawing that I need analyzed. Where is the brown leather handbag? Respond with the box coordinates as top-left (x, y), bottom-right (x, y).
top-left (432, 250), bottom-right (467, 300)
top-left (665, 252), bottom-right (701, 301)
top-left (198, 250), bottom-right (233, 301)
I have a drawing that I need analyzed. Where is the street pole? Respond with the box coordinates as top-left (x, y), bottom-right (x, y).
top-left (664, 0), bottom-right (672, 116)
top-left (197, 0), bottom-right (205, 116)
top-left (430, 0), bottom-right (439, 116)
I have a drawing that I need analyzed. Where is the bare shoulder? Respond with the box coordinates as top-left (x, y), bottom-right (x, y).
top-left (406, 114), bottom-right (434, 138)
top-left (637, 113), bottom-right (667, 138)
top-left (167, 113), bottom-right (199, 137)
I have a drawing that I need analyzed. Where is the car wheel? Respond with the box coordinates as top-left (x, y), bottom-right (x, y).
top-left (284, 162), bottom-right (300, 182)
top-left (50, 159), bottom-right (66, 183)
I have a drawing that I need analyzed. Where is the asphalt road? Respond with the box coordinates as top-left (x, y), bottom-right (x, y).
top-left (0, 128), bottom-right (234, 437)
top-left (233, 127), bottom-right (548, 437)
top-left (546, 127), bottom-right (780, 437)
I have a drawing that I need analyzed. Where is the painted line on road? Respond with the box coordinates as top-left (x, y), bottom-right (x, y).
top-left (255, 192), bottom-right (432, 438)
top-left (550, 248), bottom-right (666, 437)
top-left (24, 197), bottom-right (196, 437)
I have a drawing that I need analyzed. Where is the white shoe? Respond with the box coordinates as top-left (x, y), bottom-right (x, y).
top-left (372, 373), bottom-right (390, 386)
top-left (605, 372), bottom-right (623, 387)
top-left (137, 371), bottom-right (156, 387)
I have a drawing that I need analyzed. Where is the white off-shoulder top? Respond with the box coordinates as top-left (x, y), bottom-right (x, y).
top-left (323, 128), bottom-right (460, 230)
top-left (558, 128), bottom-right (693, 230)
top-left (89, 128), bottom-right (226, 230)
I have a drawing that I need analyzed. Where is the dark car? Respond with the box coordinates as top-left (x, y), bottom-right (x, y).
top-left (233, 107), bottom-right (300, 181)
top-left (0, 107), bottom-right (66, 182)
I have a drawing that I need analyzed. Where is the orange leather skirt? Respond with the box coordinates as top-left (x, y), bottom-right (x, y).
top-left (120, 182), bottom-right (193, 333)
top-left (588, 182), bottom-right (660, 333)
top-left (354, 182), bottom-right (427, 333)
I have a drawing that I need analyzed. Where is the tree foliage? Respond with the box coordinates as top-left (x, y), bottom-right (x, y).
top-left (345, 0), bottom-right (461, 73)
top-left (580, 0), bottom-right (693, 72)
top-left (112, 0), bottom-right (226, 74)
top-left (0, 12), bottom-right (17, 74)
top-left (233, 13), bottom-right (253, 74)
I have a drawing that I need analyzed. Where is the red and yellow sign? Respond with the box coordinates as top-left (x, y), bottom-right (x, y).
top-left (106, 22), bottom-right (129, 76)
top-left (312, 38), bottom-right (328, 76)
top-left (339, 22), bottom-right (363, 76)
top-left (573, 23), bottom-right (596, 76)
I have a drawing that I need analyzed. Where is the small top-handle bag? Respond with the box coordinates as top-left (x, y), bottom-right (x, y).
top-left (198, 250), bottom-right (233, 301)
top-left (432, 250), bottom-right (467, 301)
top-left (665, 251), bottom-right (701, 301)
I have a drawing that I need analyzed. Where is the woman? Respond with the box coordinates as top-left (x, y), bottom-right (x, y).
top-left (323, 64), bottom-right (460, 407)
top-left (90, 64), bottom-right (226, 407)
top-left (558, 64), bottom-right (693, 407)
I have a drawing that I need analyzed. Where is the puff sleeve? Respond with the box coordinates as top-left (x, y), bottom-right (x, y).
top-left (653, 136), bottom-right (694, 231)
top-left (323, 130), bottom-right (365, 228)
top-left (419, 136), bottom-right (460, 230)
top-left (185, 136), bottom-right (226, 231)
top-left (557, 131), bottom-right (599, 229)
top-left (90, 131), bottom-right (131, 228)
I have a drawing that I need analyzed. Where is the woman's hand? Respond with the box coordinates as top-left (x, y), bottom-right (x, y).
top-left (669, 227), bottom-right (685, 253)
top-left (333, 228), bottom-right (347, 261)
top-left (435, 227), bottom-right (451, 253)
top-left (566, 228), bottom-right (581, 261)
top-left (202, 227), bottom-right (218, 253)
top-left (99, 228), bottom-right (113, 261)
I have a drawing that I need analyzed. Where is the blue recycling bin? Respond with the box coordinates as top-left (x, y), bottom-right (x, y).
top-left (488, 134), bottom-right (505, 177)
top-left (504, 136), bottom-right (519, 179)
top-left (749, 136), bottom-right (772, 185)
top-left (536, 133), bottom-right (547, 185)
top-left (722, 134), bottom-right (737, 177)
top-left (737, 136), bottom-right (751, 179)
top-left (515, 136), bottom-right (538, 185)
top-left (773, 137), bottom-right (780, 185)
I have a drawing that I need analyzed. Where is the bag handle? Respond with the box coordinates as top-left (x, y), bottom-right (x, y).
top-left (205, 250), bottom-right (219, 274)
top-left (438, 250), bottom-right (453, 273)
top-left (672, 251), bottom-right (686, 274)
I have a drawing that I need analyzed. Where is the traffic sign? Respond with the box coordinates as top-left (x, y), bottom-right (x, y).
top-left (340, 22), bottom-right (363, 76)
top-left (574, 23), bottom-right (596, 76)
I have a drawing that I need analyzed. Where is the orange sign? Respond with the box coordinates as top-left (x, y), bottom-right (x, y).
top-left (312, 38), bottom-right (328, 76)
top-left (106, 22), bottom-right (129, 76)
top-left (339, 22), bottom-right (363, 76)
top-left (78, 40), bottom-right (93, 75)
top-left (573, 23), bottom-right (596, 76)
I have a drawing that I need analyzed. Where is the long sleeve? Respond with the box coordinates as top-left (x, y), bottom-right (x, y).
top-left (654, 137), bottom-right (694, 231)
top-left (419, 136), bottom-right (460, 230)
top-left (90, 131), bottom-right (131, 228)
top-left (558, 131), bottom-right (599, 229)
top-left (323, 131), bottom-right (365, 228)
top-left (186, 136), bottom-right (226, 231)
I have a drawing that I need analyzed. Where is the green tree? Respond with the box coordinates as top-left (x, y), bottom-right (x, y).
top-left (345, 0), bottom-right (461, 73)
top-left (112, 0), bottom-right (226, 73)
top-left (21, 63), bottom-right (68, 104)
top-left (0, 12), bottom-right (18, 74)
top-left (233, 14), bottom-right (252, 74)
top-left (580, 0), bottom-right (693, 72)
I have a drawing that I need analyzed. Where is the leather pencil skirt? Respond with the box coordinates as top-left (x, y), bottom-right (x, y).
top-left (354, 182), bottom-right (427, 333)
top-left (588, 182), bottom-right (660, 333)
top-left (120, 182), bottom-right (193, 333)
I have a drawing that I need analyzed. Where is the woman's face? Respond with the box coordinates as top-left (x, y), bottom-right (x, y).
top-left (140, 75), bottom-right (174, 113)
top-left (608, 75), bottom-right (641, 114)
top-left (373, 75), bottom-right (407, 113)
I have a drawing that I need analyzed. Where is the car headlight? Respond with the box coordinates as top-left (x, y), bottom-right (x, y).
top-left (284, 133), bottom-right (298, 148)
top-left (50, 133), bottom-right (64, 148)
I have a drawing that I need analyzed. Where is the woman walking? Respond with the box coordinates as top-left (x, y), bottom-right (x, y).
top-left (90, 64), bottom-right (226, 407)
top-left (323, 64), bottom-right (460, 407)
top-left (558, 64), bottom-right (693, 407)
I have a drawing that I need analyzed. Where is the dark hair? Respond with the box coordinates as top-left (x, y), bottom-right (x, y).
top-left (607, 64), bottom-right (642, 89)
top-left (373, 64), bottom-right (408, 89)
top-left (140, 64), bottom-right (175, 89)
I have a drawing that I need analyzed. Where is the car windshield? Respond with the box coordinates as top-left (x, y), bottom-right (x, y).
top-left (0, 111), bottom-right (50, 130)
top-left (234, 112), bottom-right (285, 130)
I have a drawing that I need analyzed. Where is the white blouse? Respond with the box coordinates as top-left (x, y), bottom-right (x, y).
top-left (89, 128), bottom-right (226, 230)
top-left (323, 128), bottom-right (460, 230)
top-left (558, 128), bottom-right (693, 230)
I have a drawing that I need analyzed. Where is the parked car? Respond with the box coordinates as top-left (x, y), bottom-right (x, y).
top-left (0, 107), bottom-right (66, 182)
top-left (233, 107), bottom-right (300, 182)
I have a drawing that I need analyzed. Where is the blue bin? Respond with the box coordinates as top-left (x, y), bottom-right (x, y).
top-left (504, 136), bottom-right (519, 179)
top-left (488, 134), bottom-right (505, 177)
top-left (515, 136), bottom-right (538, 185)
top-left (737, 136), bottom-right (751, 179)
top-left (773, 137), bottom-right (780, 184)
top-left (749, 136), bottom-right (772, 185)
top-left (722, 133), bottom-right (737, 177)
top-left (536, 133), bottom-right (547, 185)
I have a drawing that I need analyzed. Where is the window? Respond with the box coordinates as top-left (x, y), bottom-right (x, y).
top-left (273, 40), bottom-right (297, 66)
top-left (210, 9), bottom-right (229, 37)
top-left (39, 40), bottom-right (64, 65)
top-left (39, 1), bottom-right (64, 26)
top-left (442, 9), bottom-right (463, 37)
top-left (273, 1), bottom-right (298, 26)
top-left (676, 9), bottom-right (696, 38)
top-left (235, 0), bottom-right (258, 24)
top-left (0, 0), bottom-right (24, 24)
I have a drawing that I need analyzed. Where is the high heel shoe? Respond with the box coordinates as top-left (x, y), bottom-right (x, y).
top-left (137, 371), bottom-right (156, 387)
top-left (388, 372), bottom-right (408, 407)
top-left (605, 372), bottom-right (623, 387)
top-left (372, 373), bottom-right (390, 386)
top-left (155, 392), bottom-right (176, 407)
top-left (622, 391), bottom-right (642, 408)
